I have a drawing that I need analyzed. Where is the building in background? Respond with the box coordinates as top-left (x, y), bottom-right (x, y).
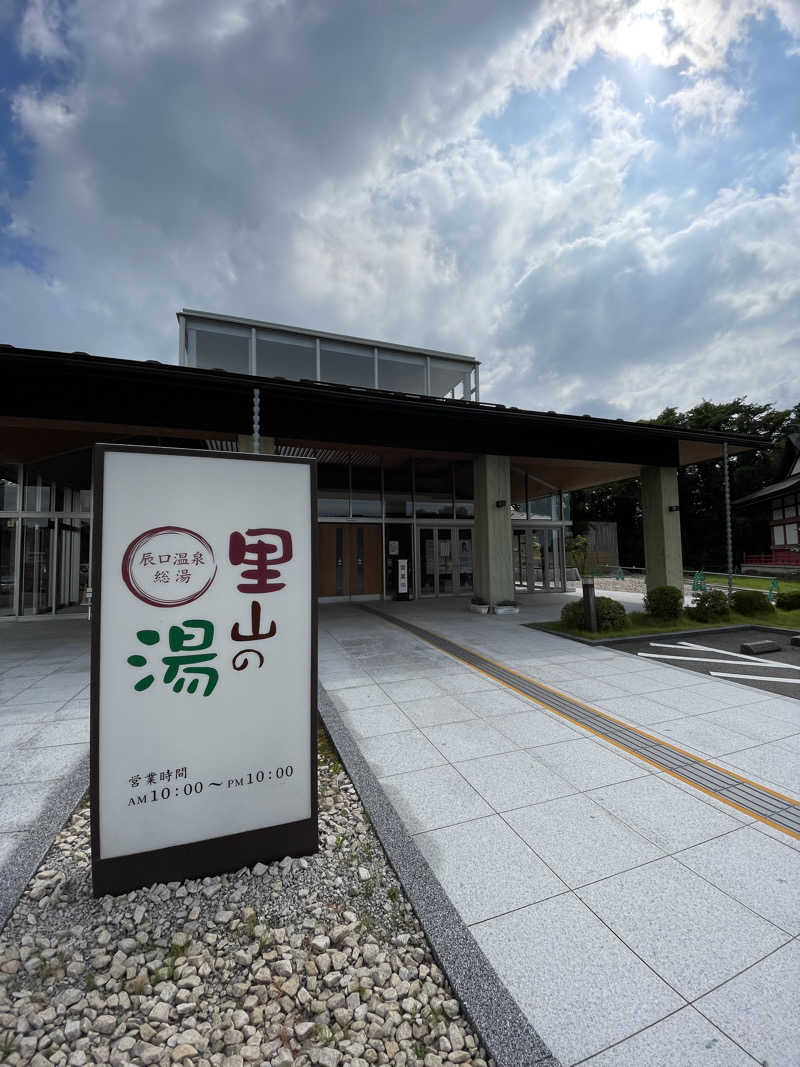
top-left (735, 431), bottom-right (800, 573)
top-left (0, 311), bottom-right (764, 618)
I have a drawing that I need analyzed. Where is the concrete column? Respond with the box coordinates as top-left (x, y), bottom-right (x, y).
top-left (473, 455), bottom-right (514, 605)
top-left (641, 466), bottom-right (683, 590)
top-left (237, 435), bottom-right (276, 454)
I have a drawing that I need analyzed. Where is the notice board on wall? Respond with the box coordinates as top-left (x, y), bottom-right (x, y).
top-left (90, 444), bottom-right (317, 896)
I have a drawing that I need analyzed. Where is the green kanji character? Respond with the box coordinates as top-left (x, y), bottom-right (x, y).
top-left (126, 621), bottom-right (219, 697)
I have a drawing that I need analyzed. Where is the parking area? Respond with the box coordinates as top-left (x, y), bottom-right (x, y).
top-left (604, 625), bottom-right (800, 700)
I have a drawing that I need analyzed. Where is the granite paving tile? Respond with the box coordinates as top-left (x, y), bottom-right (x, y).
top-left (336, 705), bottom-right (414, 740)
top-left (453, 688), bottom-right (533, 717)
top-left (455, 749), bottom-right (576, 811)
top-left (418, 669), bottom-right (500, 694)
top-left (591, 694), bottom-right (685, 725)
top-left (415, 814), bottom-right (567, 925)
top-left (422, 719), bottom-right (516, 763)
top-left (717, 743), bottom-right (800, 799)
top-left (698, 705), bottom-right (800, 744)
top-left (646, 716), bottom-right (759, 758)
top-left (695, 940), bottom-right (799, 1067)
top-left (0, 743), bottom-right (89, 786)
top-left (646, 685), bottom-right (740, 716)
top-left (0, 722), bottom-right (41, 749)
top-left (526, 736), bottom-right (651, 791)
top-left (357, 730), bottom-right (446, 777)
top-left (396, 694), bottom-right (476, 728)
top-left (471, 893), bottom-right (683, 1066)
top-left (0, 701), bottom-right (65, 725)
top-left (379, 764), bottom-right (492, 834)
top-left (379, 678), bottom-right (446, 703)
top-left (330, 684), bottom-right (394, 712)
top-left (505, 793), bottom-right (664, 886)
top-left (491, 708), bottom-right (581, 747)
top-left (583, 1005), bottom-right (757, 1066)
top-left (674, 825), bottom-right (800, 934)
top-left (578, 857), bottom-right (788, 999)
top-left (586, 776), bottom-right (742, 852)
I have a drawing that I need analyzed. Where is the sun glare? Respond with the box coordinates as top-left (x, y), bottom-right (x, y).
top-left (616, 11), bottom-right (667, 64)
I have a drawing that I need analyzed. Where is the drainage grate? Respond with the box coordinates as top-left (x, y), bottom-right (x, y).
top-left (360, 606), bottom-right (800, 839)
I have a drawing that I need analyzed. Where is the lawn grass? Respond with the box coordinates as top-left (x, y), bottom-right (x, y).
top-left (682, 571), bottom-right (800, 594)
top-left (537, 608), bottom-right (800, 641)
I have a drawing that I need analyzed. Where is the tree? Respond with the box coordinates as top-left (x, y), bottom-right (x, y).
top-left (571, 398), bottom-right (800, 571)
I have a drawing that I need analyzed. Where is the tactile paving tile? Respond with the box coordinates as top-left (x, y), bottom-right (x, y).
top-left (361, 606), bottom-right (800, 838)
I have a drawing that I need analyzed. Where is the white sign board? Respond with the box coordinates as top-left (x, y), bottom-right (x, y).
top-left (398, 559), bottom-right (408, 594)
top-left (90, 445), bottom-right (317, 895)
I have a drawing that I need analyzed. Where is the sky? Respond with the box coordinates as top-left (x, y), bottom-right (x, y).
top-left (1, 0), bottom-right (799, 420)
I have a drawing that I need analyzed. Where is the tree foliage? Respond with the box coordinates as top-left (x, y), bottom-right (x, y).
top-left (571, 398), bottom-right (800, 571)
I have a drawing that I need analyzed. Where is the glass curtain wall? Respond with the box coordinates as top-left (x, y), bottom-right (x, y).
top-left (184, 316), bottom-right (479, 399)
top-left (2, 458), bottom-right (91, 618)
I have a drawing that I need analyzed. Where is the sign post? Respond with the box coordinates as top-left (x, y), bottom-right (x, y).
top-left (90, 445), bottom-right (317, 896)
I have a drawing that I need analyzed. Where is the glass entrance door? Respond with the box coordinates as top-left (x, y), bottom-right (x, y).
top-left (418, 527), bottom-right (472, 596)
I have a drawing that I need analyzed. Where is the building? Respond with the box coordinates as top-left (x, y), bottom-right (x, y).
top-left (735, 430), bottom-right (800, 572)
top-left (1, 310), bottom-right (765, 618)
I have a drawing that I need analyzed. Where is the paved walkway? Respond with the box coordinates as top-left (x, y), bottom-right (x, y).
top-left (318, 598), bottom-right (800, 1066)
top-left (1, 602), bottom-right (798, 1064)
top-left (0, 619), bottom-right (90, 928)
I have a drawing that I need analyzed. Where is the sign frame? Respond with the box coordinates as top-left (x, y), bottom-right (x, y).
top-left (90, 443), bottom-right (318, 897)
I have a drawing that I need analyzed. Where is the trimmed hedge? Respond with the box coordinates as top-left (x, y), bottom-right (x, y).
top-left (643, 585), bottom-right (684, 620)
top-left (561, 596), bottom-right (628, 632)
top-left (689, 588), bottom-right (730, 622)
top-left (775, 590), bottom-right (800, 611)
top-left (729, 589), bottom-right (774, 616)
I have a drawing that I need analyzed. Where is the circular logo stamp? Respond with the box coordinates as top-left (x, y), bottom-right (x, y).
top-left (121, 526), bottom-right (217, 607)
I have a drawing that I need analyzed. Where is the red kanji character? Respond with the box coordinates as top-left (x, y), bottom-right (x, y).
top-left (231, 601), bottom-right (277, 641)
top-left (175, 569), bottom-right (191, 584)
top-left (192, 552), bottom-right (205, 566)
top-left (174, 552), bottom-right (189, 566)
top-left (140, 552), bottom-right (155, 566)
top-left (158, 554), bottom-right (171, 564)
top-left (154, 570), bottom-right (170, 583)
top-left (228, 529), bottom-right (292, 594)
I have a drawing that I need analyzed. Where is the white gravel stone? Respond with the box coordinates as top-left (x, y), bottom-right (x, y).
top-left (0, 739), bottom-right (495, 1067)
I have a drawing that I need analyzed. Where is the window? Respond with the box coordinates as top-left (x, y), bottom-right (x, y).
top-left (384, 459), bottom-right (412, 518)
top-left (195, 327), bottom-right (250, 374)
top-left (0, 465), bottom-right (19, 511)
top-left (377, 352), bottom-right (425, 394)
top-left (351, 463), bottom-right (381, 518)
top-left (317, 463), bottom-right (349, 518)
top-left (415, 459), bottom-right (453, 518)
top-left (320, 341), bottom-right (375, 388)
top-left (430, 359), bottom-right (468, 398)
top-left (257, 332), bottom-right (316, 380)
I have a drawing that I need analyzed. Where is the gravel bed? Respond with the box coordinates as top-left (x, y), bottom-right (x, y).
top-left (0, 734), bottom-right (494, 1067)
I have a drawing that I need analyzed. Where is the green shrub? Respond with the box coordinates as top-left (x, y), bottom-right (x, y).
top-left (560, 601), bottom-right (584, 628)
top-left (643, 585), bottom-right (684, 620)
top-left (595, 597), bottom-right (628, 631)
top-left (471, 595), bottom-right (488, 605)
top-left (560, 597), bottom-right (627, 631)
top-left (729, 589), bottom-right (774, 616)
top-left (690, 589), bottom-right (730, 622)
top-left (775, 590), bottom-right (800, 611)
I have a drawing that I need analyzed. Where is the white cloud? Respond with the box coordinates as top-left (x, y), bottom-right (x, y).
top-left (1, 0), bottom-right (798, 420)
top-left (664, 77), bottom-right (748, 134)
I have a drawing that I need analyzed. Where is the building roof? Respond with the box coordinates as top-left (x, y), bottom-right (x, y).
top-left (1, 344), bottom-right (767, 493)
